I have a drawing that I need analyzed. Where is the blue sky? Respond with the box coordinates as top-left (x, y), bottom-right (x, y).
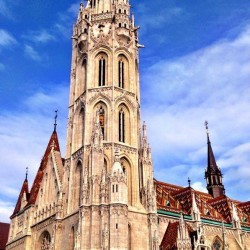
top-left (1, 0), bottom-right (250, 222)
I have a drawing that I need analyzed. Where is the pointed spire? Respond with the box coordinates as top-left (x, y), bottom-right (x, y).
top-left (205, 121), bottom-right (218, 172)
top-left (188, 177), bottom-right (191, 188)
top-left (54, 110), bottom-right (58, 132)
top-left (25, 167), bottom-right (28, 181)
top-left (191, 192), bottom-right (200, 221)
top-left (204, 121), bottom-right (225, 198)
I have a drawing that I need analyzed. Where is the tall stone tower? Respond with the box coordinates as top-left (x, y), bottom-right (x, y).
top-left (63, 0), bottom-right (158, 249)
top-left (6, 1), bottom-right (158, 249)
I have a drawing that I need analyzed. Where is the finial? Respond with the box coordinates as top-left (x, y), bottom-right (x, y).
top-left (188, 177), bottom-right (191, 187)
top-left (54, 110), bottom-right (58, 131)
top-left (25, 167), bottom-right (28, 180)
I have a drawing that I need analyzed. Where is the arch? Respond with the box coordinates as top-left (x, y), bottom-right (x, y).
top-left (93, 101), bottom-right (108, 140)
top-left (128, 223), bottom-right (132, 250)
top-left (117, 103), bottom-right (131, 144)
top-left (212, 236), bottom-right (223, 250)
top-left (38, 230), bottom-right (51, 250)
top-left (93, 50), bottom-right (110, 88)
top-left (69, 226), bottom-right (75, 250)
top-left (75, 56), bottom-right (87, 98)
top-left (72, 106), bottom-right (85, 152)
top-left (73, 161), bottom-right (83, 209)
top-left (117, 54), bottom-right (129, 90)
top-left (120, 157), bottom-right (132, 205)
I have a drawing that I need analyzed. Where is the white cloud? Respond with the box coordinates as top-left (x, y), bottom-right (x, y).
top-left (23, 30), bottom-right (56, 43)
top-left (24, 44), bottom-right (42, 61)
top-left (0, 0), bottom-right (11, 18)
top-left (142, 25), bottom-right (250, 201)
top-left (54, 1), bottom-right (80, 38)
top-left (0, 200), bottom-right (14, 223)
top-left (0, 84), bottom-right (68, 222)
top-left (192, 182), bottom-right (208, 193)
top-left (0, 29), bottom-right (17, 47)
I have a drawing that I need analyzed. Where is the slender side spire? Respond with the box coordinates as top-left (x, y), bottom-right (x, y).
top-left (54, 110), bottom-right (58, 132)
top-left (25, 167), bottom-right (28, 181)
top-left (204, 121), bottom-right (225, 198)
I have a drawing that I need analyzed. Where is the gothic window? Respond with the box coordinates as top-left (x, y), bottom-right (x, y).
top-left (212, 237), bottom-right (222, 250)
top-left (99, 106), bottom-right (105, 137)
top-left (92, 0), bottom-right (96, 8)
top-left (39, 231), bottom-right (51, 250)
top-left (118, 59), bottom-right (125, 88)
top-left (74, 161), bottom-right (83, 208)
top-left (121, 157), bottom-right (132, 205)
top-left (128, 224), bottom-right (132, 250)
top-left (99, 57), bottom-right (106, 86)
top-left (70, 227), bottom-right (75, 250)
top-left (119, 108), bottom-right (125, 143)
top-left (117, 55), bottom-right (129, 90)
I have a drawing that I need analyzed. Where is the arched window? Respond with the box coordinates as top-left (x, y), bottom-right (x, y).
top-left (39, 231), bottom-right (51, 250)
top-left (121, 157), bottom-right (132, 205)
top-left (118, 59), bottom-right (125, 88)
top-left (128, 224), bottom-right (132, 250)
top-left (99, 57), bottom-right (106, 86)
top-left (69, 227), bottom-right (75, 250)
top-left (117, 55), bottom-right (129, 90)
top-left (74, 161), bottom-right (82, 208)
top-left (119, 108), bottom-right (125, 143)
top-left (212, 237), bottom-right (222, 250)
top-left (94, 102), bottom-right (107, 140)
top-left (99, 106), bottom-right (105, 137)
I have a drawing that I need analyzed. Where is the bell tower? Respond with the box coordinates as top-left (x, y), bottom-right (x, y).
top-left (63, 1), bottom-right (158, 249)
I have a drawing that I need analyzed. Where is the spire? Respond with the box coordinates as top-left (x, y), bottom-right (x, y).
top-left (54, 110), bottom-right (58, 132)
top-left (25, 167), bottom-right (28, 181)
top-left (205, 121), bottom-right (218, 172)
top-left (204, 121), bottom-right (225, 198)
top-left (191, 192), bottom-right (200, 221)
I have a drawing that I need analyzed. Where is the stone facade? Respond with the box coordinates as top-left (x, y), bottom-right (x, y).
top-left (6, 1), bottom-right (250, 250)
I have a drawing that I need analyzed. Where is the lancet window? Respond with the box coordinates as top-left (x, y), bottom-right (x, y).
top-left (99, 106), bottom-right (105, 138)
top-left (118, 59), bottom-right (125, 88)
top-left (98, 57), bottom-right (106, 86)
top-left (119, 108), bottom-right (125, 143)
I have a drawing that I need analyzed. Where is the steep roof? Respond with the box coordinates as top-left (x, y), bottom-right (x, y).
top-left (160, 222), bottom-right (179, 250)
top-left (11, 131), bottom-right (61, 218)
top-left (27, 131), bottom-right (61, 206)
top-left (11, 177), bottom-right (29, 218)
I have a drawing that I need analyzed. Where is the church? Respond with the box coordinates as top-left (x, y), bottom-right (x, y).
top-left (6, 1), bottom-right (250, 249)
